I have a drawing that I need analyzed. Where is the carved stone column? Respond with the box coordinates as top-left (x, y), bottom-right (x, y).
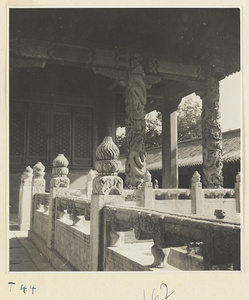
top-left (125, 64), bottom-right (147, 188)
top-left (90, 136), bottom-right (124, 271)
top-left (188, 57), bottom-right (224, 189)
top-left (201, 77), bottom-right (223, 188)
top-left (47, 154), bottom-right (70, 249)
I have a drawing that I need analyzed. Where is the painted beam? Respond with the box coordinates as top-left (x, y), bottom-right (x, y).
top-left (10, 37), bottom-right (206, 81)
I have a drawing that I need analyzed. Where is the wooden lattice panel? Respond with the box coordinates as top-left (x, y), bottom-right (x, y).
top-left (52, 108), bottom-right (71, 160)
top-left (27, 104), bottom-right (49, 162)
top-left (9, 102), bottom-right (26, 161)
top-left (72, 108), bottom-right (92, 166)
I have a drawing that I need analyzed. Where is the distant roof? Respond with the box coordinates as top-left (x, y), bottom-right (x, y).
top-left (119, 129), bottom-right (240, 172)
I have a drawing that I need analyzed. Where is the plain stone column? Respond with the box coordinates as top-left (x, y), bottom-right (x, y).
top-left (18, 166), bottom-right (33, 231)
top-left (161, 101), bottom-right (178, 188)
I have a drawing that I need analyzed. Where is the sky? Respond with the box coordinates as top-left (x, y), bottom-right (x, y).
top-left (180, 71), bottom-right (241, 132)
top-left (219, 72), bottom-right (241, 131)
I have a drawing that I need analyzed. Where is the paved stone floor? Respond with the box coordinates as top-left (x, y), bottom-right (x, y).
top-left (9, 214), bottom-right (55, 272)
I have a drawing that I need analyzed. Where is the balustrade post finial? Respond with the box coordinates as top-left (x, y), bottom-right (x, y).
top-left (50, 154), bottom-right (70, 189)
top-left (32, 162), bottom-right (46, 195)
top-left (192, 171), bottom-right (201, 183)
top-left (154, 179), bottom-right (159, 189)
top-left (93, 136), bottom-right (123, 195)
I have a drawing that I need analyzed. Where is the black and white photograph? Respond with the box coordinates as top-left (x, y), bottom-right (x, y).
top-left (1, 3), bottom-right (248, 299)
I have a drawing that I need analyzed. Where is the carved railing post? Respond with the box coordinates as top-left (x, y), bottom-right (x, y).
top-left (31, 162), bottom-right (46, 228)
top-left (32, 162), bottom-right (46, 195)
top-left (191, 171), bottom-right (204, 215)
top-left (140, 170), bottom-right (154, 209)
top-left (90, 136), bottom-right (124, 271)
top-left (86, 169), bottom-right (96, 200)
top-left (47, 154), bottom-right (70, 249)
top-left (125, 63), bottom-right (147, 188)
top-left (18, 166), bottom-right (33, 230)
top-left (234, 172), bottom-right (241, 213)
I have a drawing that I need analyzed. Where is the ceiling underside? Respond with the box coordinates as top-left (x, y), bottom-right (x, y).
top-left (9, 8), bottom-right (241, 127)
top-left (10, 8), bottom-right (240, 71)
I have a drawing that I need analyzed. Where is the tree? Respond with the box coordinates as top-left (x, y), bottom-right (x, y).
top-left (177, 97), bottom-right (202, 142)
top-left (116, 96), bottom-right (202, 152)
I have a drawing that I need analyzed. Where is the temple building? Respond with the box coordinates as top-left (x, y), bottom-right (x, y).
top-left (119, 128), bottom-right (240, 188)
top-left (9, 8), bottom-right (240, 214)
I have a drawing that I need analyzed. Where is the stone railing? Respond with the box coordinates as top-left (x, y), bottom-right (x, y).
top-left (33, 193), bottom-right (50, 213)
top-left (102, 204), bottom-right (241, 270)
top-left (17, 136), bottom-right (241, 272)
top-left (56, 195), bottom-right (91, 222)
top-left (137, 171), bottom-right (240, 220)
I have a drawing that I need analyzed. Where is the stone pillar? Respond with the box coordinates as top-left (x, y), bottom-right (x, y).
top-left (140, 171), bottom-right (154, 209)
top-left (161, 101), bottom-right (179, 188)
top-left (30, 162), bottom-right (46, 229)
top-left (18, 166), bottom-right (33, 231)
top-left (191, 171), bottom-right (204, 215)
top-left (90, 136), bottom-right (124, 271)
top-left (125, 64), bottom-right (147, 188)
top-left (47, 154), bottom-right (70, 249)
top-left (201, 77), bottom-right (223, 188)
top-left (32, 162), bottom-right (46, 195)
top-left (86, 169), bottom-right (96, 200)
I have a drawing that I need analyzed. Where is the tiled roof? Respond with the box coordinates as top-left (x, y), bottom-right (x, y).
top-left (119, 129), bottom-right (240, 172)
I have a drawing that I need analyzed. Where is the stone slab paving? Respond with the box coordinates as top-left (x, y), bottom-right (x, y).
top-left (9, 231), bottom-right (55, 272)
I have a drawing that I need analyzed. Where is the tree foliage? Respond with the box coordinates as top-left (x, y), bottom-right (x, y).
top-left (116, 97), bottom-right (202, 153)
top-left (177, 97), bottom-right (202, 142)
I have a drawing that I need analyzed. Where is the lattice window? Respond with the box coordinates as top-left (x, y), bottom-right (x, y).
top-left (28, 106), bottom-right (49, 158)
top-left (73, 109), bottom-right (92, 165)
top-left (10, 101), bottom-right (93, 167)
top-left (9, 103), bottom-right (26, 158)
top-left (52, 112), bottom-right (70, 158)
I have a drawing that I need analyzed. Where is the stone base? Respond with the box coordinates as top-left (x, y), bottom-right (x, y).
top-left (28, 230), bottom-right (75, 271)
top-left (105, 243), bottom-right (204, 271)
